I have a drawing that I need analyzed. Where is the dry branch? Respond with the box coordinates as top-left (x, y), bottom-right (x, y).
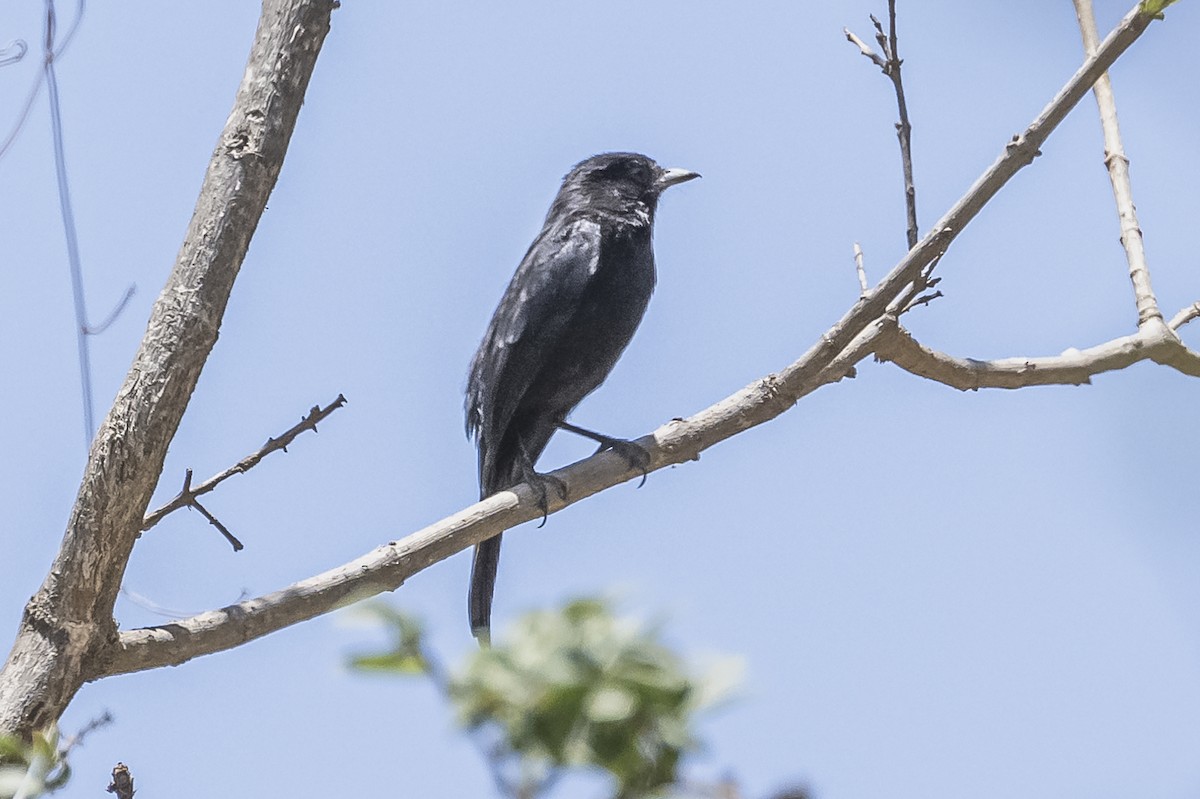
top-left (142, 394), bottom-right (347, 532)
top-left (0, 0), bottom-right (339, 736)
top-left (1075, 0), bottom-right (1162, 326)
top-left (873, 316), bottom-right (1198, 390)
top-left (846, 0), bottom-right (920, 249)
top-left (97, 3), bottom-right (1161, 679)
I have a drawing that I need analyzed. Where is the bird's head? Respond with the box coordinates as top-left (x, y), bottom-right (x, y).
top-left (555, 152), bottom-right (700, 221)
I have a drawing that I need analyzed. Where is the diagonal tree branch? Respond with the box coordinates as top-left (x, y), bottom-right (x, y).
top-left (1074, 0), bottom-right (1162, 326)
top-left (142, 394), bottom-right (347, 532)
top-left (0, 0), bottom-right (339, 736)
top-left (875, 0), bottom-right (1194, 392)
top-left (97, 2), bottom-right (1163, 678)
top-left (102, 324), bottom-right (886, 677)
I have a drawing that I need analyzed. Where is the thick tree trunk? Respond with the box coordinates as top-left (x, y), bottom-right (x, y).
top-left (0, 0), bottom-right (338, 737)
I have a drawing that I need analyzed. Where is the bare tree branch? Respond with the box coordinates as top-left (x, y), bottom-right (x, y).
top-left (873, 315), bottom-right (1200, 390)
top-left (874, 1), bottom-right (1193, 392)
top-left (1168, 302), bottom-right (1200, 331)
top-left (142, 394), bottom-right (347, 532)
top-left (103, 322), bottom-right (884, 677)
top-left (187, 489), bottom-right (245, 553)
top-left (843, 27), bottom-right (886, 70)
top-left (1074, 0), bottom-right (1162, 326)
top-left (847, 0), bottom-right (920, 249)
top-left (96, 2), bottom-right (1163, 678)
top-left (0, 0), bottom-right (339, 736)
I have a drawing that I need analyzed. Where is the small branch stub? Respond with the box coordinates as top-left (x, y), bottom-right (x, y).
top-left (853, 243), bottom-right (869, 294)
top-left (106, 762), bottom-right (134, 799)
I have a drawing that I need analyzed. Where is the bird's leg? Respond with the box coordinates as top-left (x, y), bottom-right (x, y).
top-left (555, 420), bottom-right (651, 488)
top-left (517, 439), bottom-right (568, 528)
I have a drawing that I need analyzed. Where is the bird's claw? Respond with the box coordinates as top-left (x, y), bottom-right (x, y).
top-left (523, 470), bottom-right (568, 527)
top-left (594, 438), bottom-right (651, 488)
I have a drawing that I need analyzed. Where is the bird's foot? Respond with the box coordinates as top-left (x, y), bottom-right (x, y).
top-left (555, 419), bottom-right (652, 487)
top-left (521, 467), bottom-right (568, 528)
top-left (594, 437), bottom-right (651, 488)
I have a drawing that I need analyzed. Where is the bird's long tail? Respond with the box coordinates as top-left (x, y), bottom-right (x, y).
top-left (469, 424), bottom-right (553, 644)
top-left (469, 534), bottom-right (501, 645)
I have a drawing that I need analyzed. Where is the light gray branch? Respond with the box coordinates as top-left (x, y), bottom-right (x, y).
top-left (1074, 0), bottom-right (1162, 326)
top-left (104, 325), bottom-right (882, 676)
top-left (873, 316), bottom-right (1200, 390)
top-left (0, 0), bottom-right (338, 736)
top-left (1169, 302), bottom-right (1200, 331)
top-left (98, 2), bottom-right (1161, 678)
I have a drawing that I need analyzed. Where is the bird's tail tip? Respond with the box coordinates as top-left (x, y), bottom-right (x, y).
top-left (469, 534), bottom-right (501, 647)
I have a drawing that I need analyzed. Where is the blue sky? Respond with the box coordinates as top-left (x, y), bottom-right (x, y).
top-left (2, 1), bottom-right (1199, 797)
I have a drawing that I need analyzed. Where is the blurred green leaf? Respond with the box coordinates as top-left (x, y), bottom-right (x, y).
top-left (1140, 0), bottom-right (1178, 16)
top-left (450, 597), bottom-right (735, 798)
top-left (345, 603), bottom-right (429, 676)
top-left (351, 596), bottom-right (742, 798)
top-left (348, 652), bottom-right (428, 674)
top-left (0, 726), bottom-right (63, 799)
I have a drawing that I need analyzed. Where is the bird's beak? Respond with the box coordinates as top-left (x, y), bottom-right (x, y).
top-left (655, 167), bottom-right (701, 191)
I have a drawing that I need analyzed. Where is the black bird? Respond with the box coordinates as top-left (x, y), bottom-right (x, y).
top-left (464, 152), bottom-right (699, 642)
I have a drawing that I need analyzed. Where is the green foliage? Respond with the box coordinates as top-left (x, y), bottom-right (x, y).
top-left (1140, 0), bottom-right (1179, 18)
top-left (0, 727), bottom-right (70, 799)
top-left (454, 598), bottom-right (697, 797)
top-left (348, 597), bottom-right (741, 799)
top-left (346, 603), bottom-right (429, 675)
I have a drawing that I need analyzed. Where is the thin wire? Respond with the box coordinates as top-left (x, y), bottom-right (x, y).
top-left (0, 0), bottom-right (83, 160)
top-left (0, 72), bottom-right (45, 160)
top-left (53, 0), bottom-right (85, 57)
top-left (43, 0), bottom-right (96, 446)
top-left (0, 39), bottom-right (27, 66)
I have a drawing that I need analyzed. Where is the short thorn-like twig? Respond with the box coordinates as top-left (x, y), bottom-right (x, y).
top-left (106, 762), bottom-right (135, 799)
top-left (189, 495), bottom-right (244, 552)
top-left (853, 242), bottom-right (869, 293)
top-left (843, 27), bottom-right (887, 69)
top-left (143, 394), bottom-right (347, 532)
top-left (60, 711), bottom-right (114, 758)
top-left (905, 290), bottom-right (944, 312)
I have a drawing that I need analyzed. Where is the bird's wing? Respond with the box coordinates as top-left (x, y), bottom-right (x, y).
top-left (466, 213), bottom-right (602, 491)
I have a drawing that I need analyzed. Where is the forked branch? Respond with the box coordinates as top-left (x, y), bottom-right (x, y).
top-left (99, 3), bottom-right (1162, 679)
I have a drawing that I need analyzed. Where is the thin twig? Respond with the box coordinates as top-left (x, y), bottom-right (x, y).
top-left (847, 0), bottom-right (920, 249)
top-left (1168, 301), bottom-right (1200, 331)
top-left (189, 494), bottom-right (244, 552)
top-left (853, 243), bottom-right (868, 293)
top-left (903, 290), bottom-right (943, 312)
top-left (100, 4), bottom-right (1165, 680)
top-left (59, 710), bottom-right (113, 758)
top-left (1074, 0), bottom-right (1161, 325)
top-left (142, 394), bottom-right (347, 530)
top-left (842, 27), bottom-right (886, 69)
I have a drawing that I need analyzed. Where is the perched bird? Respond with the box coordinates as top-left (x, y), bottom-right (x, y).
top-left (464, 152), bottom-right (700, 642)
